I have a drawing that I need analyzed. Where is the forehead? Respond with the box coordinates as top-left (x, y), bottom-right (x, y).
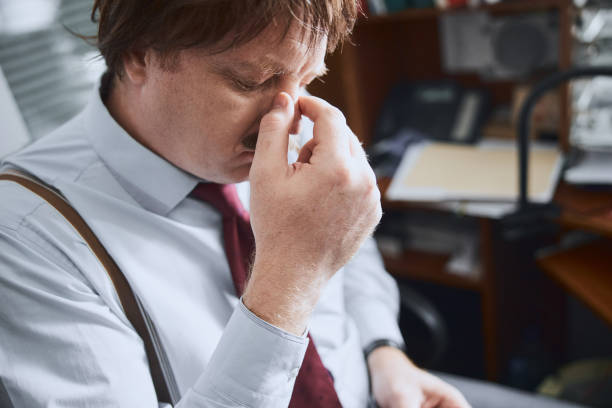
top-left (210, 22), bottom-right (328, 76)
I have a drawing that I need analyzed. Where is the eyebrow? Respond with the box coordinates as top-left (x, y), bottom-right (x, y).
top-left (216, 58), bottom-right (328, 79)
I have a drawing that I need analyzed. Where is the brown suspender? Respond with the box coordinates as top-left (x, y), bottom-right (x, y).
top-left (0, 171), bottom-right (177, 405)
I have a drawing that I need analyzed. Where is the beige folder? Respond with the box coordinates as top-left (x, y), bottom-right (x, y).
top-left (386, 141), bottom-right (563, 203)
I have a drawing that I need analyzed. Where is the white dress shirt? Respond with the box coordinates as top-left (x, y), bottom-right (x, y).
top-left (0, 82), bottom-right (404, 407)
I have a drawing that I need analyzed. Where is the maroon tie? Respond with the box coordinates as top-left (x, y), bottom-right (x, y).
top-left (192, 183), bottom-right (342, 408)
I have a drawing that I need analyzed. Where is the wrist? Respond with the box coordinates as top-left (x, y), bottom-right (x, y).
top-left (364, 339), bottom-right (406, 361)
top-left (242, 257), bottom-right (327, 335)
top-left (366, 340), bottom-right (413, 375)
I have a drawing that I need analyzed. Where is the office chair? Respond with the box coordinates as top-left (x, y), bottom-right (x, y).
top-left (397, 283), bottom-right (449, 368)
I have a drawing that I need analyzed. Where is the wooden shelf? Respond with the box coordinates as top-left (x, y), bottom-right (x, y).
top-left (554, 182), bottom-right (612, 239)
top-left (378, 176), bottom-right (483, 291)
top-left (382, 249), bottom-right (483, 292)
top-left (363, 0), bottom-right (569, 24)
top-left (538, 239), bottom-right (612, 326)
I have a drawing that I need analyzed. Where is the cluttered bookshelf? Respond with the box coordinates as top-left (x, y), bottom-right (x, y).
top-left (312, 0), bottom-right (572, 147)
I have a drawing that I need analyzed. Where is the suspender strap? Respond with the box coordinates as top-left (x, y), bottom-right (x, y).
top-left (0, 171), bottom-right (176, 405)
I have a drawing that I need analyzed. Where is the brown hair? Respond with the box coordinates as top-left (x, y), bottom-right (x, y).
top-left (90, 0), bottom-right (359, 78)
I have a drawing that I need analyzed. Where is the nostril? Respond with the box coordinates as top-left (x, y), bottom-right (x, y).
top-left (242, 133), bottom-right (258, 150)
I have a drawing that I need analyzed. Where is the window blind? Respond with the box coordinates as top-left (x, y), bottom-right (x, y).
top-left (0, 0), bottom-right (104, 140)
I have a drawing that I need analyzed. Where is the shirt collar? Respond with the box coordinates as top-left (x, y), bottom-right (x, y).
top-left (84, 76), bottom-right (200, 216)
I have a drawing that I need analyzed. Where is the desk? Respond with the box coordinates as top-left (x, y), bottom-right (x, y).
top-left (378, 177), bottom-right (487, 293)
top-left (378, 177), bottom-right (612, 381)
top-left (537, 183), bottom-right (612, 327)
top-left (554, 182), bottom-right (612, 238)
top-left (378, 177), bottom-right (503, 380)
top-left (538, 239), bottom-right (612, 327)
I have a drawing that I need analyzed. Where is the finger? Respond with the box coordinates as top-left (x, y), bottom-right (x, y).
top-left (345, 132), bottom-right (376, 188)
top-left (253, 92), bottom-right (294, 171)
top-left (297, 95), bottom-right (350, 158)
top-left (348, 130), bottom-right (367, 160)
top-left (296, 138), bottom-right (315, 163)
top-left (288, 99), bottom-right (302, 136)
top-left (439, 388), bottom-right (471, 408)
top-left (421, 399), bottom-right (437, 408)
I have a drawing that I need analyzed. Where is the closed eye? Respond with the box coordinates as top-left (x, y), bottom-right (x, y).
top-left (232, 75), bottom-right (280, 93)
top-left (231, 71), bottom-right (326, 93)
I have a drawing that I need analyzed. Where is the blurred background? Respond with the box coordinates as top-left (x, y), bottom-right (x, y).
top-left (1, 0), bottom-right (612, 407)
top-left (0, 0), bottom-right (102, 142)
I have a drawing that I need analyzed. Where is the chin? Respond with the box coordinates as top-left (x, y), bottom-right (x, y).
top-left (224, 164), bottom-right (252, 184)
top-left (188, 159), bottom-right (252, 184)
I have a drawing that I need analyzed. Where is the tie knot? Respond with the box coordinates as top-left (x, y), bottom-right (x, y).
top-left (192, 183), bottom-right (247, 220)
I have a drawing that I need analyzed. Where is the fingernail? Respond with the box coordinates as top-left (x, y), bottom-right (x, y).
top-left (273, 93), bottom-right (289, 110)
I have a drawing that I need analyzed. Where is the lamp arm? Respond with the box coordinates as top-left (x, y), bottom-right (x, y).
top-left (518, 66), bottom-right (612, 209)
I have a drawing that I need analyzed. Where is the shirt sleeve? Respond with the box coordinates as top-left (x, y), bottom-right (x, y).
top-left (0, 225), bottom-right (160, 407)
top-left (178, 301), bottom-right (308, 408)
top-left (342, 236), bottom-right (405, 349)
top-left (0, 211), bottom-right (307, 407)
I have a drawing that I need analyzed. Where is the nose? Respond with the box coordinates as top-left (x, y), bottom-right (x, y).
top-left (284, 80), bottom-right (301, 102)
top-left (268, 77), bottom-right (302, 135)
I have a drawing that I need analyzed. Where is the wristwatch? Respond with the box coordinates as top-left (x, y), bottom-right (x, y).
top-left (363, 338), bottom-right (406, 360)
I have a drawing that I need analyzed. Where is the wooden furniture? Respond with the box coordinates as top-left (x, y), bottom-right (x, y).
top-left (538, 238), bottom-right (612, 327)
top-left (554, 182), bottom-right (612, 237)
top-left (537, 183), bottom-right (612, 328)
top-left (310, 0), bottom-right (574, 149)
top-left (377, 177), bottom-right (502, 379)
top-left (309, 0), bottom-right (576, 382)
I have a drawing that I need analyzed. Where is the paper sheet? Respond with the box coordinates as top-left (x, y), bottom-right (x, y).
top-left (386, 141), bottom-right (563, 204)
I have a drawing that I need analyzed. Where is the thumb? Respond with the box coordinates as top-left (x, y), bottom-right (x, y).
top-left (253, 92), bottom-right (294, 171)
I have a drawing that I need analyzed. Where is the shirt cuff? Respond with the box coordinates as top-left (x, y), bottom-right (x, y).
top-left (188, 299), bottom-right (308, 408)
top-left (351, 301), bottom-right (405, 350)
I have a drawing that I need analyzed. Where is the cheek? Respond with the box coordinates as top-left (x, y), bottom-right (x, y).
top-left (198, 94), bottom-right (271, 155)
top-left (224, 93), bottom-right (274, 132)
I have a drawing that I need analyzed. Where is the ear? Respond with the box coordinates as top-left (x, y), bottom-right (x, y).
top-left (122, 48), bottom-right (150, 86)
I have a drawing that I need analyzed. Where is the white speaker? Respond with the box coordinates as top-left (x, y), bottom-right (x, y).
top-left (440, 10), bottom-right (559, 79)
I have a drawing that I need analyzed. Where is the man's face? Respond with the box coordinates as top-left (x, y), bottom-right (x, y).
top-left (137, 23), bottom-right (328, 184)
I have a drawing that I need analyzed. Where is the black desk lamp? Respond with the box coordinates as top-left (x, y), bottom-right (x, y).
top-left (503, 66), bottom-right (612, 240)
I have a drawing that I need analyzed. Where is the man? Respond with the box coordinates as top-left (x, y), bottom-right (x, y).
top-left (0, 1), bottom-right (583, 407)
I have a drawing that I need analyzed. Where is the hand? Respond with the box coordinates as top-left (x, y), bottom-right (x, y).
top-left (368, 347), bottom-right (471, 408)
top-left (244, 92), bottom-right (382, 335)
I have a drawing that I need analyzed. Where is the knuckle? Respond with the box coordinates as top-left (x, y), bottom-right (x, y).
top-left (365, 169), bottom-right (378, 191)
top-left (449, 386), bottom-right (467, 403)
top-left (357, 167), bottom-right (378, 195)
top-left (370, 183), bottom-right (381, 202)
top-left (376, 202), bottom-right (383, 220)
top-left (333, 165), bottom-right (352, 185)
top-left (367, 187), bottom-right (382, 223)
top-left (370, 191), bottom-right (382, 217)
top-left (323, 105), bottom-right (346, 123)
top-left (388, 386), bottom-right (408, 403)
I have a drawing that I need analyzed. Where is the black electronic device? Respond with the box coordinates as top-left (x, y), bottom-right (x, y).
top-left (373, 81), bottom-right (489, 145)
top-left (368, 81), bottom-right (490, 177)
